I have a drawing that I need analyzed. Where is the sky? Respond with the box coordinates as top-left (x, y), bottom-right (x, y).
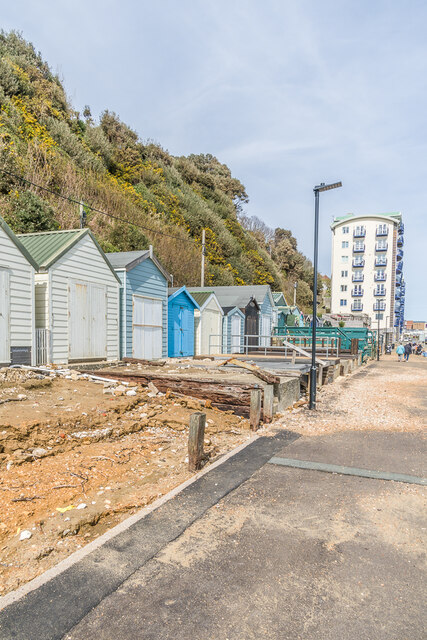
top-left (3, 0), bottom-right (427, 319)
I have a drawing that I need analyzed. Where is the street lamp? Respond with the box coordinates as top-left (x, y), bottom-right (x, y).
top-left (309, 181), bottom-right (342, 410)
top-left (377, 301), bottom-right (384, 361)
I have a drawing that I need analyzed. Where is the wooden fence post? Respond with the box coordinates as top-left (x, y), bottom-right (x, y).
top-left (188, 412), bottom-right (206, 471)
top-left (263, 385), bottom-right (274, 422)
top-left (250, 388), bottom-right (262, 430)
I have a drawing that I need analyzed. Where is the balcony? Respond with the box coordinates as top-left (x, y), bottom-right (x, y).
top-left (396, 261), bottom-right (403, 273)
top-left (395, 292), bottom-right (401, 300)
top-left (376, 226), bottom-right (388, 236)
top-left (397, 236), bottom-right (404, 247)
top-left (352, 258), bottom-right (365, 268)
top-left (396, 249), bottom-right (404, 261)
top-left (374, 303), bottom-right (386, 312)
top-left (398, 222), bottom-right (404, 234)
top-left (352, 273), bottom-right (364, 282)
top-left (353, 243), bottom-right (365, 253)
top-left (375, 242), bottom-right (388, 252)
top-left (351, 303), bottom-right (363, 312)
top-left (375, 272), bottom-right (386, 281)
top-left (373, 289), bottom-right (386, 297)
top-left (353, 227), bottom-right (366, 238)
top-left (375, 257), bottom-right (387, 267)
top-left (352, 288), bottom-right (364, 297)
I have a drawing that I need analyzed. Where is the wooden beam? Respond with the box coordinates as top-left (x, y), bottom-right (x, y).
top-left (188, 412), bottom-right (206, 471)
top-left (250, 389), bottom-right (262, 430)
top-left (220, 357), bottom-right (280, 385)
top-left (263, 385), bottom-right (274, 422)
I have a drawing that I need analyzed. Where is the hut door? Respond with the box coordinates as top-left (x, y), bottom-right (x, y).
top-left (245, 301), bottom-right (259, 348)
top-left (69, 281), bottom-right (106, 360)
top-left (231, 314), bottom-right (241, 353)
top-left (133, 295), bottom-right (162, 360)
top-left (0, 269), bottom-right (10, 363)
top-left (261, 314), bottom-right (271, 347)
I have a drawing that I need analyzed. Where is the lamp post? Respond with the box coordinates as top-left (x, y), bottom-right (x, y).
top-left (377, 301), bottom-right (384, 361)
top-left (293, 282), bottom-right (297, 306)
top-left (309, 181), bottom-right (342, 410)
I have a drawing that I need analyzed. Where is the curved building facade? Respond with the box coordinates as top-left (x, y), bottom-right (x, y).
top-left (330, 212), bottom-right (404, 341)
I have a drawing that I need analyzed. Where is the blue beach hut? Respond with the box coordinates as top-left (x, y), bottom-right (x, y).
top-left (168, 287), bottom-right (200, 357)
top-left (107, 247), bottom-right (171, 360)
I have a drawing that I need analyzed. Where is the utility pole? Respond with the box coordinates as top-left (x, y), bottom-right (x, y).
top-left (293, 281), bottom-right (297, 306)
top-left (79, 200), bottom-right (86, 229)
top-left (201, 228), bottom-right (206, 287)
top-left (377, 303), bottom-right (382, 361)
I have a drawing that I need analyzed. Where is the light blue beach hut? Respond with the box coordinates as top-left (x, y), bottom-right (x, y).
top-left (107, 247), bottom-right (171, 360)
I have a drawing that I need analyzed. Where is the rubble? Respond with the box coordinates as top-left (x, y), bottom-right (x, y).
top-left (0, 362), bottom-right (253, 595)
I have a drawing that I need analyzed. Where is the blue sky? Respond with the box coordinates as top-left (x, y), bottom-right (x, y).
top-left (3, 0), bottom-right (427, 318)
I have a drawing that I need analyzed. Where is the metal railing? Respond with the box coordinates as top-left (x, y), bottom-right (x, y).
top-left (35, 329), bottom-right (50, 365)
top-left (208, 333), bottom-right (339, 358)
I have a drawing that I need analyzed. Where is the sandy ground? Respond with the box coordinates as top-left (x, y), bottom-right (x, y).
top-left (0, 367), bottom-right (253, 595)
top-left (278, 357), bottom-right (427, 435)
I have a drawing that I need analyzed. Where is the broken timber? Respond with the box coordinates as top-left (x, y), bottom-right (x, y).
top-left (84, 370), bottom-right (261, 418)
top-left (218, 357), bottom-right (280, 385)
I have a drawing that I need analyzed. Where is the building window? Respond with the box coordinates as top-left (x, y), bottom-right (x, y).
top-left (340, 299), bottom-right (347, 306)
top-left (342, 226), bottom-right (349, 234)
top-left (341, 270), bottom-right (348, 277)
top-left (342, 256), bottom-right (348, 263)
top-left (341, 285), bottom-right (347, 292)
top-left (342, 241), bottom-right (349, 248)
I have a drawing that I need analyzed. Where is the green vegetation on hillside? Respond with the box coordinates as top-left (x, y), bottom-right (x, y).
top-left (0, 31), bottom-right (316, 308)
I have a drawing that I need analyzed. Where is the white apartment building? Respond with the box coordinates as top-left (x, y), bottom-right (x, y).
top-left (330, 212), bottom-right (404, 339)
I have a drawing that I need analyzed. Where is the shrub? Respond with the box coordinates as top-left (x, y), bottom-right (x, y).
top-left (6, 190), bottom-right (59, 232)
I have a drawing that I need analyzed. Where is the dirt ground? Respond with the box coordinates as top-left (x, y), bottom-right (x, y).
top-left (1, 356), bottom-right (425, 598)
top-left (0, 366), bottom-right (253, 595)
top-left (278, 357), bottom-right (427, 435)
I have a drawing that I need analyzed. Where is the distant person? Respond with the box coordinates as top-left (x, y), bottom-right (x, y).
top-left (396, 343), bottom-right (404, 362)
top-left (404, 343), bottom-right (412, 361)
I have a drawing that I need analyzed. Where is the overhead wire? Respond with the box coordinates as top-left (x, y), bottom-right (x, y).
top-left (0, 167), bottom-right (196, 244)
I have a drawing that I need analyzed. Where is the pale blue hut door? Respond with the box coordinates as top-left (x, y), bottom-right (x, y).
top-left (133, 295), bottom-right (162, 359)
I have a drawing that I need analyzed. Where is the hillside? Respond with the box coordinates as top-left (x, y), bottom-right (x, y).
top-left (0, 31), bottom-right (315, 306)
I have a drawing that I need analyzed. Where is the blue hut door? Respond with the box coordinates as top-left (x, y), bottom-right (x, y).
top-left (178, 306), bottom-right (185, 355)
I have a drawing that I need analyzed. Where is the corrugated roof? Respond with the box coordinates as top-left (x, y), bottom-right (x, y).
top-left (189, 291), bottom-right (213, 307)
top-left (272, 291), bottom-right (287, 305)
top-left (187, 285), bottom-right (271, 309)
top-left (18, 229), bottom-right (86, 268)
top-left (106, 250), bottom-right (149, 269)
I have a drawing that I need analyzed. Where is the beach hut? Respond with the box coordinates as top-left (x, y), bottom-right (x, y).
top-left (19, 229), bottom-right (120, 364)
top-left (272, 291), bottom-right (289, 334)
top-left (167, 287), bottom-right (199, 357)
top-left (187, 290), bottom-right (223, 356)
top-left (0, 216), bottom-right (37, 366)
top-left (107, 247), bottom-right (171, 360)
top-left (186, 285), bottom-right (274, 348)
top-left (221, 306), bottom-right (245, 354)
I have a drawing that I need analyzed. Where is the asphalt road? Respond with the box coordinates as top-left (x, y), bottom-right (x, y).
top-left (1, 428), bottom-right (425, 640)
